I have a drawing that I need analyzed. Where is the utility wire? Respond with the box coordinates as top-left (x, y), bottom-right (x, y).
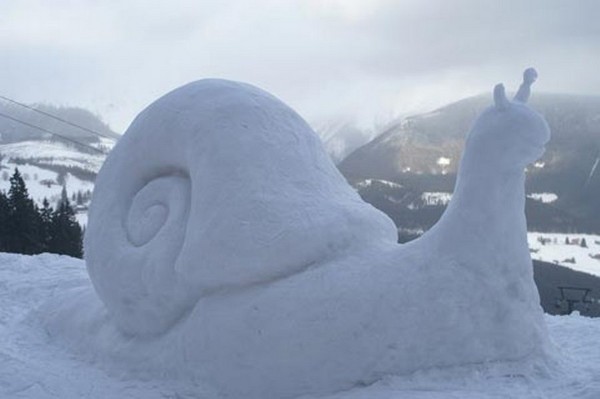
top-left (0, 111), bottom-right (107, 155)
top-left (0, 94), bottom-right (117, 141)
top-left (584, 150), bottom-right (600, 190)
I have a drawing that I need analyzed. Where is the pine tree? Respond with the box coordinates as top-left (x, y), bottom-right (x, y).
top-left (48, 187), bottom-right (83, 258)
top-left (39, 198), bottom-right (53, 252)
top-left (7, 168), bottom-right (43, 254)
top-left (0, 190), bottom-right (9, 252)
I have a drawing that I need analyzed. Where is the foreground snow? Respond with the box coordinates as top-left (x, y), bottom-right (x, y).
top-left (1, 253), bottom-right (599, 399)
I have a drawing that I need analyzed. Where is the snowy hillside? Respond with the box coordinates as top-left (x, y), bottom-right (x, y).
top-left (0, 140), bottom-right (110, 172)
top-left (1, 252), bottom-right (600, 399)
top-left (339, 93), bottom-right (600, 233)
top-left (0, 139), bottom-right (112, 226)
top-left (529, 232), bottom-right (600, 277)
top-left (0, 102), bottom-right (119, 144)
top-left (0, 102), bottom-right (116, 226)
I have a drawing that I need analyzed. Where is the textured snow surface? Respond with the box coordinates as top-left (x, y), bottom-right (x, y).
top-left (65, 73), bottom-right (552, 398)
top-left (1, 253), bottom-right (600, 399)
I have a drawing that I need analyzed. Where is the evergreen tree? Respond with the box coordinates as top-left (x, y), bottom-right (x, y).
top-left (39, 198), bottom-right (54, 252)
top-left (0, 190), bottom-right (9, 252)
top-left (48, 187), bottom-right (83, 258)
top-left (7, 168), bottom-right (43, 254)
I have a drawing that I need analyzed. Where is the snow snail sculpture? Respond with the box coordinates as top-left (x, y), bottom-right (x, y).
top-left (82, 69), bottom-right (551, 398)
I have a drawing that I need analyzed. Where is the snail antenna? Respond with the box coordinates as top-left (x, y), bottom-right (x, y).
top-left (494, 83), bottom-right (509, 110)
top-left (514, 67), bottom-right (538, 103)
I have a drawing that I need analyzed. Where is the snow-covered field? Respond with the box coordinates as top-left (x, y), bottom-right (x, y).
top-left (528, 233), bottom-right (600, 277)
top-left (1, 252), bottom-right (599, 399)
top-left (0, 140), bottom-right (107, 172)
top-left (0, 162), bottom-right (93, 204)
top-left (0, 157), bottom-right (95, 226)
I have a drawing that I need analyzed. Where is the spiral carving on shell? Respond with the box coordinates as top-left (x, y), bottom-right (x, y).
top-left (126, 175), bottom-right (190, 247)
top-left (86, 169), bottom-right (193, 334)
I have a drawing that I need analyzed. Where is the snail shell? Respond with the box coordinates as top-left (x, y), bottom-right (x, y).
top-left (85, 79), bottom-right (397, 335)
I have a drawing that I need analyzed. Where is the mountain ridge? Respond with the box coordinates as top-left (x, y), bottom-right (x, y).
top-left (338, 92), bottom-right (600, 233)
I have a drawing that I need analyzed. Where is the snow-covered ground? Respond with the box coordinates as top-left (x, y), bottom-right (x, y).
top-left (528, 233), bottom-right (600, 277)
top-left (1, 252), bottom-right (599, 399)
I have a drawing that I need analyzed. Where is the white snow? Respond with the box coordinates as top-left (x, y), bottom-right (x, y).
top-left (0, 140), bottom-right (106, 172)
top-left (527, 192), bottom-right (558, 203)
top-left (421, 191), bottom-right (452, 206)
top-left (0, 162), bottom-right (93, 204)
top-left (436, 156), bottom-right (451, 166)
top-left (1, 253), bottom-right (600, 399)
top-left (355, 178), bottom-right (403, 189)
top-left (528, 232), bottom-right (600, 277)
top-left (0, 138), bottom-right (105, 227)
top-left (21, 72), bottom-right (558, 398)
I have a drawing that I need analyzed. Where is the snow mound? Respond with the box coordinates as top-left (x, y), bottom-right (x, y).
top-left (47, 70), bottom-right (553, 398)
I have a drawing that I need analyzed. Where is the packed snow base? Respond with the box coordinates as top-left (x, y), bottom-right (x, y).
top-left (55, 71), bottom-right (550, 397)
top-left (2, 253), bottom-right (600, 399)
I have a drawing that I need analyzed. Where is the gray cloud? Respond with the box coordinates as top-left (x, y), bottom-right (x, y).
top-left (1, 0), bottom-right (599, 132)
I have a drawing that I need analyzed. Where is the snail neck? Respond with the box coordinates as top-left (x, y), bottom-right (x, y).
top-left (430, 163), bottom-right (528, 265)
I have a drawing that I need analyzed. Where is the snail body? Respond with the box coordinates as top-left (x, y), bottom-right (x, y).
top-left (78, 72), bottom-right (551, 398)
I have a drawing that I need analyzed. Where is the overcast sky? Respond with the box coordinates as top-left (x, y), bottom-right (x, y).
top-left (2, 0), bottom-right (600, 132)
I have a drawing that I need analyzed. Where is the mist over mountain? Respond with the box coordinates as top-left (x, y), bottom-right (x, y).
top-left (0, 102), bottom-right (120, 145)
top-left (1, 93), bottom-right (599, 233)
top-left (338, 93), bottom-right (600, 234)
top-left (314, 120), bottom-right (377, 164)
